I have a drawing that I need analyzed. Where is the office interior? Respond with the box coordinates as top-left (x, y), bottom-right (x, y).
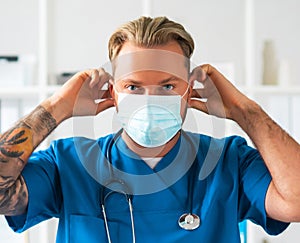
top-left (0, 0), bottom-right (300, 242)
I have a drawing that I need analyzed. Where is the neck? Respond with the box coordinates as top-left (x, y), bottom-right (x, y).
top-left (121, 131), bottom-right (181, 157)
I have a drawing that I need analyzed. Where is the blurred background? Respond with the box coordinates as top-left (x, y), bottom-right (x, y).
top-left (0, 0), bottom-right (300, 242)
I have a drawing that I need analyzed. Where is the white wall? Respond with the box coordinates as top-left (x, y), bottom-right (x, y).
top-left (47, 0), bottom-right (143, 82)
top-left (254, 0), bottom-right (300, 86)
top-left (0, 0), bottom-right (39, 56)
top-left (152, 0), bottom-right (246, 84)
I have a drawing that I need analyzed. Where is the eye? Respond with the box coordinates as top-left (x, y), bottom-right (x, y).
top-left (163, 84), bottom-right (174, 90)
top-left (127, 85), bottom-right (138, 91)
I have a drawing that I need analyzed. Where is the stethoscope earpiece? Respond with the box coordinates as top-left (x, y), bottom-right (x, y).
top-left (178, 213), bottom-right (200, 230)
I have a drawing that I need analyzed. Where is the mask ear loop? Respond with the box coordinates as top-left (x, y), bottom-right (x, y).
top-left (183, 71), bottom-right (196, 107)
top-left (181, 82), bottom-right (191, 98)
top-left (179, 78), bottom-right (192, 115)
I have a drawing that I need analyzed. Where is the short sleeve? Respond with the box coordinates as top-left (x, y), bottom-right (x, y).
top-left (236, 137), bottom-right (289, 235)
top-left (6, 143), bottom-right (62, 233)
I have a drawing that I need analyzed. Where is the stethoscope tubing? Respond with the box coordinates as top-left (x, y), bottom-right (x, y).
top-left (100, 129), bottom-right (200, 242)
top-left (101, 184), bottom-right (135, 243)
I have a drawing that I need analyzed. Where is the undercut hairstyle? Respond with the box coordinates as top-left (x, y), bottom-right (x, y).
top-left (108, 16), bottom-right (195, 61)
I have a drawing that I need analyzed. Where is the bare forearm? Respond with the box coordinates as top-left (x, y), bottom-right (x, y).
top-left (0, 103), bottom-right (57, 215)
top-left (0, 68), bottom-right (114, 215)
top-left (233, 100), bottom-right (300, 201)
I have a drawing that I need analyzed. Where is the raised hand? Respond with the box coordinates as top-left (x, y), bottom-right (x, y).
top-left (189, 64), bottom-right (250, 121)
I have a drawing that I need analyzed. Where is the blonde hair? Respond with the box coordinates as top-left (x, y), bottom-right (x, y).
top-left (108, 16), bottom-right (194, 61)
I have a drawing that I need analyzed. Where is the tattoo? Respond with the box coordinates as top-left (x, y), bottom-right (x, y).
top-left (0, 156), bottom-right (7, 163)
top-left (0, 124), bottom-right (31, 215)
top-left (0, 175), bottom-right (14, 188)
top-left (0, 127), bottom-right (28, 159)
top-left (0, 176), bottom-right (28, 215)
top-left (0, 105), bottom-right (57, 215)
top-left (23, 105), bottom-right (57, 134)
top-left (0, 124), bottom-right (31, 163)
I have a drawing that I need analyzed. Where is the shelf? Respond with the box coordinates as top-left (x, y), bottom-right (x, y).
top-left (0, 85), bottom-right (63, 99)
top-left (0, 86), bottom-right (40, 99)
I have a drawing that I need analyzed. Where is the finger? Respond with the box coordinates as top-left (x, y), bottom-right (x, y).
top-left (99, 68), bottom-right (112, 85)
top-left (88, 69), bottom-right (101, 88)
top-left (99, 68), bottom-right (113, 84)
top-left (94, 89), bottom-right (113, 105)
top-left (96, 68), bottom-right (113, 91)
top-left (189, 99), bottom-right (208, 114)
top-left (89, 68), bottom-right (107, 88)
top-left (95, 99), bottom-right (115, 114)
top-left (191, 88), bottom-right (205, 99)
top-left (200, 63), bottom-right (241, 100)
top-left (67, 71), bottom-right (91, 89)
top-left (189, 66), bottom-right (207, 84)
top-left (98, 90), bottom-right (112, 99)
top-left (200, 64), bottom-right (229, 85)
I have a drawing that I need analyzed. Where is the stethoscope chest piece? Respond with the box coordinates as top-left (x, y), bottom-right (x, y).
top-left (178, 213), bottom-right (200, 230)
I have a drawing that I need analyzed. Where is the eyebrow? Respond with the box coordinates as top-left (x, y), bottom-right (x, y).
top-left (120, 76), bottom-right (179, 85)
top-left (160, 76), bottom-right (179, 84)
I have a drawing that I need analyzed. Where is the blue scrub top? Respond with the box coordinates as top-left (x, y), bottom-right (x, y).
top-left (6, 131), bottom-right (289, 243)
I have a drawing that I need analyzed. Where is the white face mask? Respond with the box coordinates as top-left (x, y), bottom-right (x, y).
top-left (117, 93), bottom-right (183, 148)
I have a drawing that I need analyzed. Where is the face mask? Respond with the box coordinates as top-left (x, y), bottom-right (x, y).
top-left (117, 93), bottom-right (183, 148)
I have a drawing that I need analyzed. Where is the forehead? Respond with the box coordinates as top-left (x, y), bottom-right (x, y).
top-left (112, 42), bottom-right (189, 82)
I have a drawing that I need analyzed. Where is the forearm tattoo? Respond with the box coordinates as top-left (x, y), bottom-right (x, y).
top-left (0, 105), bottom-right (57, 215)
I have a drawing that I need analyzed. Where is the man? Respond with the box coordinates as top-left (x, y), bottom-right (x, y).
top-left (1, 16), bottom-right (300, 242)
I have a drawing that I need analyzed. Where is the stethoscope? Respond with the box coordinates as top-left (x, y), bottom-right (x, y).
top-left (100, 129), bottom-right (200, 243)
top-left (101, 178), bottom-right (135, 243)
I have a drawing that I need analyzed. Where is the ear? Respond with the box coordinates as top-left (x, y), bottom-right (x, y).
top-left (108, 82), bottom-right (117, 106)
top-left (187, 79), bottom-right (194, 105)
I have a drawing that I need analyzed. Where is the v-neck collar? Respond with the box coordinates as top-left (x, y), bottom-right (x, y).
top-left (111, 133), bottom-right (182, 174)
